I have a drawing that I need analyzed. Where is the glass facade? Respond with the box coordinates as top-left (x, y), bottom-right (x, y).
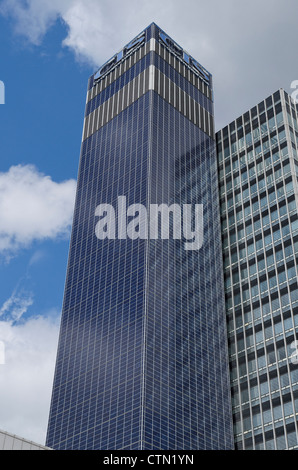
top-left (217, 89), bottom-right (298, 450)
top-left (46, 23), bottom-right (234, 450)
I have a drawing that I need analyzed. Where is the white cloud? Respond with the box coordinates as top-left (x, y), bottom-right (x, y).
top-left (0, 0), bottom-right (141, 65)
top-left (0, 313), bottom-right (60, 445)
top-left (0, 0), bottom-right (72, 45)
top-left (0, 289), bottom-right (33, 323)
top-left (0, 165), bottom-right (76, 257)
top-left (28, 249), bottom-right (46, 267)
top-left (0, 289), bottom-right (60, 445)
top-left (2, 0), bottom-right (298, 128)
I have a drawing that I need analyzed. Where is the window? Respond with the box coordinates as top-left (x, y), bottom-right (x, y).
top-left (291, 219), bottom-right (298, 232)
top-left (274, 321), bottom-right (283, 336)
top-left (242, 171), bottom-right (248, 183)
top-left (265, 234), bottom-right (272, 246)
top-left (243, 187), bottom-right (250, 199)
top-left (248, 357), bottom-right (256, 372)
top-left (258, 355), bottom-right (266, 368)
top-left (271, 134), bottom-right (278, 147)
top-left (265, 324), bottom-right (273, 339)
top-left (283, 316), bottom-right (293, 330)
top-left (281, 145), bottom-right (288, 157)
top-left (247, 242), bottom-right (255, 255)
top-left (244, 205), bottom-right (252, 218)
top-left (290, 289), bottom-right (298, 303)
top-left (287, 431), bottom-right (298, 448)
top-left (241, 265), bottom-right (248, 280)
top-left (265, 439), bottom-right (275, 450)
top-left (282, 224), bottom-right (290, 238)
top-left (258, 258), bottom-right (266, 271)
top-left (263, 140), bottom-right (270, 152)
top-left (280, 292), bottom-right (289, 307)
top-left (250, 263), bottom-right (257, 276)
top-left (269, 276), bottom-right (277, 288)
top-left (251, 284), bottom-right (259, 297)
top-left (271, 210), bottom-right (278, 222)
top-left (283, 163), bottom-right (291, 175)
top-left (236, 211), bottom-right (243, 222)
top-left (256, 238), bottom-right (263, 251)
top-left (243, 416), bottom-right (252, 432)
top-left (273, 229), bottom-right (281, 242)
top-left (253, 306), bottom-right (261, 319)
top-left (275, 248), bottom-right (284, 262)
top-left (249, 166), bottom-right (256, 178)
top-left (262, 409), bottom-right (272, 425)
top-left (280, 373), bottom-right (289, 388)
top-left (283, 401), bottom-right (293, 417)
top-left (261, 123), bottom-right (268, 135)
top-left (260, 195), bottom-right (268, 208)
top-left (276, 435), bottom-right (286, 450)
top-left (255, 330), bottom-right (264, 344)
top-left (253, 412), bottom-right (262, 428)
top-left (246, 133), bottom-right (252, 147)
top-left (273, 405), bottom-right (283, 421)
top-left (267, 350), bottom-right (276, 364)
top-left (284, 245), bottom-right (293, 258)
top-left (276, 111), bottom-right (284, 126)
top-left (270, 376), bottom-right (279, 392)
top-left (253, 127), bottom-right (260, 141)
top-left (251, 183), bottom-right (257, 194)
top-left (278, 129), bottom-right (286, 142)
top-left (250, 384), bottom-right (259, 400)
top-left (262, 213), bottom-right (270, 226)
top-left (288, 266), bottom-right (297, 279)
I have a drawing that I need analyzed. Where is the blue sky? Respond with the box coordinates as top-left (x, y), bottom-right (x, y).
top-left (0, 0), bottom-right (298, 446)
top-left (0, 12), bottom-right (92, 443)
top-left (0, 17), bottom-right (90, 312)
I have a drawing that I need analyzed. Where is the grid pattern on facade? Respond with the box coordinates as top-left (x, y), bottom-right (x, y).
top-left (83, 65), bottom-right (213, 142)
top-left (142, 92), bottom-right (233, 449)
top-left (47, 94), bottom-right (150, 450)
top-left (87, 33), bottom-right (212, 104)
top-left (86, 50), bottom-right (213, 120)
top-left (217, 89), bottom-right (298, 450)
top-left (46, 23), bottom-right (234, 450)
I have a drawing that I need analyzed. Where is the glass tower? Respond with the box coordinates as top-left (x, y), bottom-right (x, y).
top-left (46, 23), bottom-right (234, 450)
top-left (217, 89), bottom-right (298, 450)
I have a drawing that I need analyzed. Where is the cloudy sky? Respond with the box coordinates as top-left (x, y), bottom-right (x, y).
top-left (0, 0), bottom-right (297, 446)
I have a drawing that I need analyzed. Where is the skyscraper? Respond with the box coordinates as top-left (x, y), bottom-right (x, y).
top-left (46, 23), bottom-right (234, 450)
top-left (217, 89), bottom-right (298, 450)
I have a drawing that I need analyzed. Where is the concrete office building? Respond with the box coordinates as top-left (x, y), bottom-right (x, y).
top-left (217, 89), bottom-right (298, 450)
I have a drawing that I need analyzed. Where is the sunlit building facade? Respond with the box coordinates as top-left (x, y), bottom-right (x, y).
top-left (217, 89), bottom-right (298, 450)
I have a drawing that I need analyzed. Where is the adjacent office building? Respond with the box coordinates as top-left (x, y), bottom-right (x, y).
top-left (46, 23), bottom-right (234, 450)
top-left (217, 89), bottom-right (298, 450)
